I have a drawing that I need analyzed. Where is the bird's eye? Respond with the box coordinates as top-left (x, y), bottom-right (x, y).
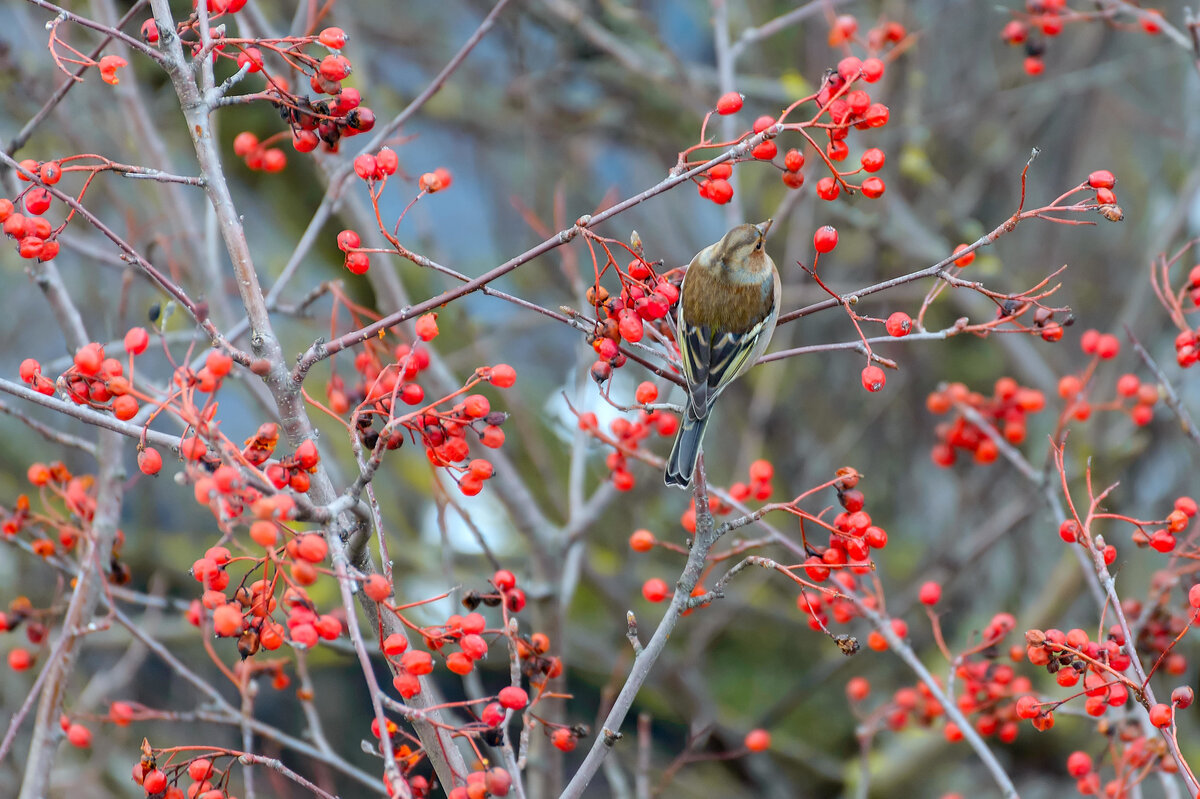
top-left (754, 242), bottom-right (762, 251)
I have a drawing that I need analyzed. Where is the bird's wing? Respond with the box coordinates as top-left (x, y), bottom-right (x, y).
top-left (679, 314), bottom-right (773, 419)
top-left (678, 323), bottom-right (711, 419)
top-left (705, 318), bottom-right (772, 394)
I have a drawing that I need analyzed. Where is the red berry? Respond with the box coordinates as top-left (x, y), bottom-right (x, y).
top-left (751, 140), bottom-right (777, 161)
top-left (490, 363), bottom-right (517, 388)
top-left (401, 649), bottom-right (433, 675)
top-left (376, 148), bottom-right (398, 175)
top-left (493, 569), bottom-right (517, 591)
top-left (415, 313), bottom-right (439, 341)
top-left (816, 177), bottom-right (840, 201)
top-left (860, 148), bottom-right (885, 172)
top-left (66, 723), bottom-right (91, 748)
top-left (706, 178), bottom-right (733, 205)
top-left (74, 343), bottom-right (104, 375)
top-left (629, 529), bottom-right (655, 552)
top-left (364, 574), bottom-right (391, 602)
top-left (142, 769), bottom-right (167, 794)
top-left (782, 171), bottom-right (805, 189)
top-left (744, 728), bottom-right (771, 752)
top-left (18, 358), bottom-right (40, 383)
top-left (1088, 170), bottom-right (1115, 190)
top-left (1066, 750), bottom-right (1092, 777)
top-left (784, 149), bottom-right (804, 172)
top-left (748, 459), bottom-right (773, 482)
top-left (318, 26), bottom-right (347, 48)
top-left (353, 153), bottom-right (379, 180)
top-left (846, 676), bottom-right (870, 701)
top-left (463, 394), bottom-right (490, 418)
top-left (752, 115), bottom-right (775, 133)
top-left (861, 365), bottom-right (885, 392)
top-left (18, 236), bottom-right (44, 260)
top-left (551, 727), bottom-right (576, 752)
top-left (319, 54), bottom-right (352, 82)
top-left (1059, 520), bottom-right (1080, 543)
top-left (124, 327), bottom-right (150, 355)
top-left (715, 92), bottom-right (744, 115)
top-left (918, 581), bottom-right (942, 605)
top-left (498, 686), bottom-right (528, 709)
top-left (237, 47), bottom-right (264, 72)
top-left (885, 311), bottom-right (911, 337)
top-left (642, 578), bottom-right (669, 602)
top-left (861, 176), bottom-right (885, 198)
top-left (344, 252), bottom-right (370, 274)
top-left (864, 103), bottom-right (889, 127)
top-left (206, 350), bottom-right (233, 378)
top-left (383, 633), bottom-right (408, 657)
top-left (1149, 702), bottom-right (1173, 728)
top-left (707, 164), bottom-right (732, 180)
top-left (40, 159), bottom-right (64, 187)
top-left (813, 225), bottom-right (838, 253)
top-left (836, 57), bottom-right (862, 82)
top-left (1015, 695), bottom-right (1040, 719)
top-left (1002, 20), bottom-right (1028, 44)
top-left (233, 131), bottom-right (258, 157)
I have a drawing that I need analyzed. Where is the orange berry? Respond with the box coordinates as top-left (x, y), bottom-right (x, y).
top-left (744, 728), bottom-right (771, 752)
top-left (629, 529), bottom-right (655, 552)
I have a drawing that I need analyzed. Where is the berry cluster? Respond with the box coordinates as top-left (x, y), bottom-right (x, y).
top-left (584, 259), bottom-right (680, 384)
top-left (1159, 263), bottom-right (1200, 369)
top-left (926, 379), bottom-right (1046, 466)
top-left (2, 162), bottom-right (63, 262)
top-left (231, 130), bottom-right (287, 173)
top-left (269, 31), bottom-right (380, 156)
top-left (139, 17), bottom-right (380, 168)
top-left (321, 315), bottom-right (514, 496)
top-left (696, 16), bottom-right (901, 209)
top-left (796, 470), bottom-right (890, 590)
top-left (1052, 328), bottom-right (1158, 428)
top-left (1001, 1), bottom-right (1166, 77)
top-left (158, 18), bottom-right (381, 160)
top-left (442, 767), bottom-right (514, 799)
top-left (927, 328), bottom-right (1156, 468)
top-left (1129, 580), bottom-right (1200, 677)
top-left (0, 596), bottom-right (49, 676)
top-left (576, 399), bottom-right (679, 492)
top-left (129, 747), bottom-right (244, 799)
top-left (4, 460), bottom-right (130, 569)
top-left (335, 159), bottom-right (453, 275)
top-left (848, 611), bottom-right (1029, 746)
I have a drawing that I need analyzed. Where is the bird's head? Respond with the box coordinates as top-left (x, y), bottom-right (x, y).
top-left (715, 218), bottom-right (774, 274)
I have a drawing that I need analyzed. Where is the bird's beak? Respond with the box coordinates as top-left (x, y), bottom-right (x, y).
top-left (755, 218), bottom-right (774, 239)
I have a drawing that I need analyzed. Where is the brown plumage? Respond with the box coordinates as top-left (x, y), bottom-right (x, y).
top-left (665, 220), bottom-right (781, 489)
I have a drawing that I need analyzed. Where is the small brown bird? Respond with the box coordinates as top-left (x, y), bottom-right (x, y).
top-left (665, 219), bottom-right (780, 489)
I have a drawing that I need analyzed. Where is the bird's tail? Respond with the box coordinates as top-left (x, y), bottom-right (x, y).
top-left (664, 412), bottom-right (711, 489)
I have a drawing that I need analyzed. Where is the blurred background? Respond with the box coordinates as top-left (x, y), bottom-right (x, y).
top-left (1, 0), bottom-right (1199, 796)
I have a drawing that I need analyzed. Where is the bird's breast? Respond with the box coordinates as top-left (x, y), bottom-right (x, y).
top-left (682, 266), bottom-right (773, 334)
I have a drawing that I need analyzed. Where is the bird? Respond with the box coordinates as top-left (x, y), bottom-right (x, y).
top-left (664, 219), bottom-right (780, 489)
